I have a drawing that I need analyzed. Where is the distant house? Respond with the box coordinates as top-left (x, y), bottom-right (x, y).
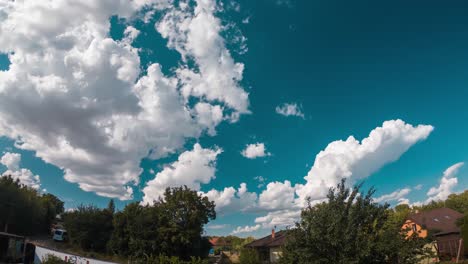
top-left (245, 229), bottom-right (287, 263)
top-left (209, 237), bottom-right (231, 254)
top-left (402, 207), bottom-right (464, 260)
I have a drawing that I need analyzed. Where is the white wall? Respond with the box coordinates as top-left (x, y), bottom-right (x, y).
top-left (34, 246), bottom-right (117, 264)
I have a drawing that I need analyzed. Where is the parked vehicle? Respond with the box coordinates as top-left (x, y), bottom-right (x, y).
top-left (52, 229), bottom-right (68, 242)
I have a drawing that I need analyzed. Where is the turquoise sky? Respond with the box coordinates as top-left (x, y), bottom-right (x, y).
top-left (0, 0), bottom-right (467, 237)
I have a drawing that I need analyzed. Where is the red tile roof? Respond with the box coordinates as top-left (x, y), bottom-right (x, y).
top-left (245, 230), bottom-right (287, 248)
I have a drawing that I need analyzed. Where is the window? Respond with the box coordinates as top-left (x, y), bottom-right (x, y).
top-left (412, 224), bottom-right (417, 232)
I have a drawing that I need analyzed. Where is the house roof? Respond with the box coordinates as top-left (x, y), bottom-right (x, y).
top-left (0, 232), bottom-right (24, 239)
top-left (408, 208), bottom-right (463, 235)
top-left (245, 230), bottom-right (287, 248)
top-left (209, 237), bottom-right (231, 247)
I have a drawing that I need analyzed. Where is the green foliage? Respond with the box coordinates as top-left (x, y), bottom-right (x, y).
top-left (460, 213), bottom-right (468, 253)
top-left (62, 203), bottom-right (114, 252)
top-left (280, 179), bottom-right (433, 264)
top-left (0, 176), bottom-right (64, 235)
top-left (132, 255), bottom-right (208, 264)
top-left (42, 254), bottom-right (70, 264)
top-left (239, 248), bottom-right (260, 264)
top-left (109, 186), bottom-right (215, 260)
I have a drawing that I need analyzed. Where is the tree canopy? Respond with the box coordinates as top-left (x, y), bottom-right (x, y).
top-left (0, 175), bottom-right (64, 235)
top-left (280, 180), bottom-right (432, 264)
top-left (107, 186), bottom-right (215, 260)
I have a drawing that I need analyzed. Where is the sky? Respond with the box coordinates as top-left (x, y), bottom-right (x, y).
top-left (0, 0), bottom-right (467, 238)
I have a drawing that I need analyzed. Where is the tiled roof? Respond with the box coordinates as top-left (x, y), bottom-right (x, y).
top-left (245, 230), bottom-right (287, 248)
top-left (408, 207), bottom-right (463, 235)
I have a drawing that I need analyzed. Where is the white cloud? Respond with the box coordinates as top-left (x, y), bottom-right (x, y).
top-left (231, 224), bottom-right (261, 235)
top-left (275, 103), bottom-right (304, 118)
top-left (374, 188), bottom-right (411, 204)
top-left (0, 0), bottom-right (248, 200)
top-left (208, 120), bottom-right (433, 228)
top-left (255, 209), bottom-right (301, 228)
top-left (0, 152), bottom-right (21, 171)
top-left (156, 0), bottom-right (249, 115)
top-left (206, 224), bottom-right (229, 230)
top-left (295, 119), bottom-right (433, 205)
top-left (203, 183), bottom-right (258, 215)
top-left (258, 181), bottom-right (297, 211)
top-left (142, 143), bottom-right (222, 205)
top-left (426, 162), bottom-right (464, 203)
top-left (254, 175), bottom-right (266, 188)
top-left (414, 184), bottom-right (423, 190)
top-left (241, 143), bottom-right (270, 159)
top-left (1, 152), bottom-right (40, 189)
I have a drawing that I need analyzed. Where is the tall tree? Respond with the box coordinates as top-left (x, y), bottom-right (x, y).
top-left (109, 186), bottom-right (215, 260)
top-left (280, 179), bottom-right (432, 264)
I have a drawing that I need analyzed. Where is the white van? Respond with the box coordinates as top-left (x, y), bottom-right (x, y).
top-left (52, 229), bottom-right (68, 242)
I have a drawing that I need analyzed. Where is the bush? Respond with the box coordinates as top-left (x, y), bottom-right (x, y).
top-left (42, 254), bottom-right (70, 264)
top-left (132, 255), bottom-right (209, 264)
top-left (239, 248), bottom-right (260, 264)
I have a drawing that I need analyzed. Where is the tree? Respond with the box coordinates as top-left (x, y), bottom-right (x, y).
top-left (106, 199), bottom-right (115, 214)
top-left (109, 186), bottom-right (216, 260)
top-left (239, 248), bottom-right (260, 264)
top-left (62, 205), bottom-right (113, 252)
top-left (0, 175), bottom-right (62, 235)
top-left (280, 179), bottom-right (432, 264)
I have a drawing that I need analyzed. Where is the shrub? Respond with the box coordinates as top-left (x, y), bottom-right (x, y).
top-left (239, 248), bottom-right (260, 264)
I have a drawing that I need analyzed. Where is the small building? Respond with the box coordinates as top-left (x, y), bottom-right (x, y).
top-left (402, 207), bottom-right (464, 260)
top-left (245, 229), bottom-right (287, 263)
top-left (0, 232), bottom-right (26, 263)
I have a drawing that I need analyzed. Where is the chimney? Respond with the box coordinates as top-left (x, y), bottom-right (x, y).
top-left (271, 229), bottom-right (275, 239)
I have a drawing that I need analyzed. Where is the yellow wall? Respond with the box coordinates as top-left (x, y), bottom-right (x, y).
top-left (402, 219), bottom-right (427, 238)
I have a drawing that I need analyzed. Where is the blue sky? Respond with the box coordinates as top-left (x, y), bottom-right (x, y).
top-left (0, 0), bottom-right (467, 237)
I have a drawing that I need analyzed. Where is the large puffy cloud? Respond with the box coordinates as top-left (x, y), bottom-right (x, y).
top-left (426, 162), bottom-right (464, 203)
top-left (142, 143), bottom-right (222, 204)
top-left (241, 143), bottom-right (270, 159)
top-left (258, 181), bottom-right (297, 211)
top-left (218, 120), bottom-right (433, 233)
top-left (1, 152), bottom-right (40, 189)
top-left (0, 0), bottom-right (249, 199)
top-left (204, 183), bottom-right (258, 215)
top-left (295, 119), bottom-right (433, 205)
top-left (156, 0), bottom-right (249, 115)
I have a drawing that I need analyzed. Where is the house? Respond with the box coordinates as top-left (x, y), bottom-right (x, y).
top-left (402, 207), bottom-right (464, 260)
top-left (209, 237), bottom-right (231, 255)
top-left (245, 229), bottom-right (287, 263)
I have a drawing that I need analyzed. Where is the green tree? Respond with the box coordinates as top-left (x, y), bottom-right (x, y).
top-left (239, 248), bottom-right (260, 264)
top-left (106, 199), bottom-right (115, 214)
top-left (109, 186), bottom-right (215, 260)
top-left (62, 204), bottom-right (113, 252)
top-left (0, 176), bottom-right (60, 235)
top-left (280, 179), bottom-right (432, 264)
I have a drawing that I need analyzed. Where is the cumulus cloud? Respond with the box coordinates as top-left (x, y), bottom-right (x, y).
top-left (295, 119), bottom-right (433, 205)
top-left (374, 188), bottom-right (411, 204)
top-left (258, 181), bottom-right (297, 211)
top-left (0, 0), bottom-right (248, 200)
top-left (241, 143), bottom-right (270, 159)
top-left (206, 120), bottom-right (433, 229)
top-left (203, 183), bottom-right (258, 215)
top-left (231, 224), bottom-right (261, 235)
top-left (275, 103), bottom-right (304, 118)
top-left (142, 143), bottom-right (222, 205)
top-left (426, 162), bottom-right (464, 203)
top-left (156, 0), bottom-right (249, 115)
top-left (1, 152), bottom-right (40, 189)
